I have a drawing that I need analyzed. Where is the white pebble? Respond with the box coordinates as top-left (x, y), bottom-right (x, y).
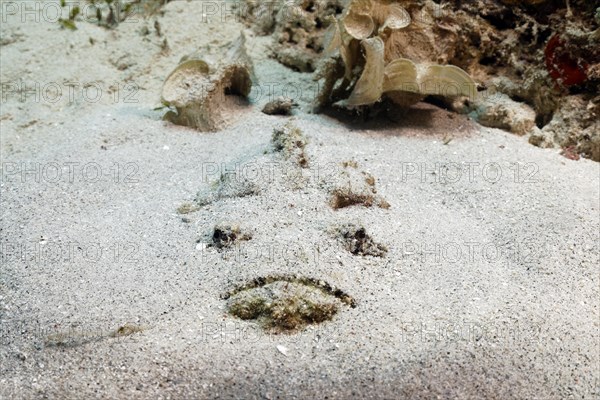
top-left (276, 345), bottom-right (288, 356)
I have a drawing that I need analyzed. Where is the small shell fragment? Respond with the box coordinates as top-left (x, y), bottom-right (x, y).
top-left (262, 97), bottom-right (295, 116)
top-left (276, 345), bottom-right (288, 356)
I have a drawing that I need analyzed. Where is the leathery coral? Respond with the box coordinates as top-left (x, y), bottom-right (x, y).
top-left (314, 0), bottom-right (477, 110)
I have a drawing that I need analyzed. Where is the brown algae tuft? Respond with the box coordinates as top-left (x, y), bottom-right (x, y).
top-left (315, 0), bottom-right (477, 110)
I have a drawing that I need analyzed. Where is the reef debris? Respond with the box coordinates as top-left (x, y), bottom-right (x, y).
top-left (238, 0), bottom-right (346, 72)
top-left (161, 33), bottom-right (254, 131)
top-left (262, 96), bottom-right (296, 115)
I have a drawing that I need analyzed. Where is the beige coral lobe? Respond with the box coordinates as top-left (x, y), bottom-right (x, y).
top-left (340, 36), bottom-right (386, 107)
top-left (419, 64), bottom-right (477, 99)
top-left (382, 58), bottom-right (418, 93)
top-left (376, 3), bottom-right (411, 34)
top-left (343, 0), bottom-right (374, 40)
top-left (315, 0), bottom-right (477, 109)
top-left (344, 13), bottom-right (375, 40)
top-left (323, 17), bottom-right (343, 56)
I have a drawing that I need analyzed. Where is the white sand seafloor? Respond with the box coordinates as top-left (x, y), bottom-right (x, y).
top-left (0, 2), bottom-right (599, 399)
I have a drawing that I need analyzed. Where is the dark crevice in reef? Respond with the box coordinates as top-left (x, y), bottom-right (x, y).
top-left (535, 111), bottom-right (554, 129)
